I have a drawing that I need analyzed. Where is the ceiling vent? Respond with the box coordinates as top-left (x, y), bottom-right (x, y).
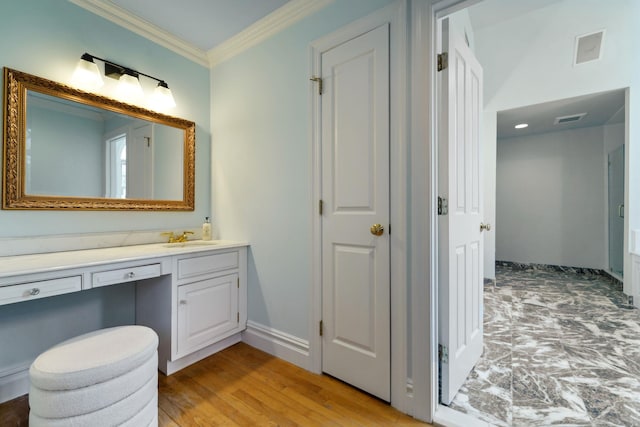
top-left (554, 113), bottom-right (587, 125)
top-left (574, 30), bottom-right (605, 65)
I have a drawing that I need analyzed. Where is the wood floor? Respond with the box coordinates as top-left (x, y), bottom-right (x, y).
top-left (0, 342), bottom-right (429, 426)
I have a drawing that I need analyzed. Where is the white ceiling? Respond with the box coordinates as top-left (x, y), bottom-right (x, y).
top-left (467, 0), bottom-right (563, 31)
top-left (109, 0), bottom-right (289, 51)
top-left (497, 89), bottom-right (625, 139)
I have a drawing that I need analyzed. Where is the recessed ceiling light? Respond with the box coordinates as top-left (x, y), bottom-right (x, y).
top-left (514, 123), bottom-right (529, 129)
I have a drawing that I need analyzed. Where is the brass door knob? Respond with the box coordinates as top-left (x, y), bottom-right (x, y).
top-left (370, 224), bottom-right (384, 236)
top-left (480, 223), bottom-right (491, 232)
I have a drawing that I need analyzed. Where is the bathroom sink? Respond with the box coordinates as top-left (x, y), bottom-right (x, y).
top-left (162, 240), bottom-right (218, 248)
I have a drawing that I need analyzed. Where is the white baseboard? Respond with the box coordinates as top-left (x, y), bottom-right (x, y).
top-left (434, 404), bottom-right (491, 427)
top-left (0, 361), bottom-right (32, 403)
top-left (241, 320), bottom-right (311, 370)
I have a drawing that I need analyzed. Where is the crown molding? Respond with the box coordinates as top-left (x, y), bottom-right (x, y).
top-left (69, 0), bottom-right (334, 69)
top-left (68, 0), bottom-right (210, 67)
top-left (208, 0), bottom-right (335, 67)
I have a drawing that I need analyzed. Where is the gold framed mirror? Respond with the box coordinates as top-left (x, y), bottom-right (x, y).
top-left (2, 67), bottom-right (195, 210)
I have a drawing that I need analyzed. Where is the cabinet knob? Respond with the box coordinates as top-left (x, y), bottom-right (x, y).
top-left (128, 272), bottom-right (136, 279)
top-left (29, 288), bottom-right (40, 296)
top-left (179, 300), bottom-right (187, 305)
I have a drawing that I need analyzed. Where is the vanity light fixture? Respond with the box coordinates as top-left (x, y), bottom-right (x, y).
top-left (70, 53), bottom-right (104, 91)
top-left (71, 52), bottom-right (176, 110)
top-left (150, 81), bottom-right (176, 110)
top-left (114, 70), bottom-right (144, 104)
top-left (514, 123), bottom-right (529, 129)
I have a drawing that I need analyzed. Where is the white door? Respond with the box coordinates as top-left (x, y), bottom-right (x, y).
top-left (608, 145), bottom-right (624, 276)
top-left (321, 24), bottom-right (390, 401)
top-left (438, 18), bottom-right (485, 405)
top-left (127, 124), bottom-right (153, 199)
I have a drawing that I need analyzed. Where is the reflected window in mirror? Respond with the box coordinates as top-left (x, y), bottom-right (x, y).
top-left (106, 133), bottom-right (127, 198)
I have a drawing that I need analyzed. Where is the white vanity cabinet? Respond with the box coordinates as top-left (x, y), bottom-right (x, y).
top-left (0, 241), bottom-right (248, 381)
top-left (174, 249), bottom-right (245, 359)
top-left (177, 273), bottom-right (239, 357)
top-left (135, 245), bottom-right (248, 375)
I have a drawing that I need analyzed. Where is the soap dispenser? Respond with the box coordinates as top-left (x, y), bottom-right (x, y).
top-left (202, 217), bottom-right (212, 241)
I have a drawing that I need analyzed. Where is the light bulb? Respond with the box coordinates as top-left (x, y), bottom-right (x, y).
top-left (115, 73), bottom-right (144, 104)
top-left (71, 56), bottom-right (103, 91)
top-left (150, 82), bottom-right (176, 111)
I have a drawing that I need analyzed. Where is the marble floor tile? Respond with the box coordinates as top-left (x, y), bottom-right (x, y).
top-left (448, 265), bottom-right (640, 426)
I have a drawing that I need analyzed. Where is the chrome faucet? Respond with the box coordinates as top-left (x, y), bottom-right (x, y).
top-left (161, 231), bottom-right (194, 243)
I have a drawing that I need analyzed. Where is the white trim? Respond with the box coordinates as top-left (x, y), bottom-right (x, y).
top-left (70, 0), bottom-right (334, 70)
top-left (410, 0), bottom-right (436, 422)
top-left (209, 0), bottom-right (335, 67)
top-left (428, 0), bottom-right (487, 425)
top-left (68, 0), bottom-right (210, 67)
top-left (0, 361), bottom-right (32, 403)
top-left (309, 0), bottom-right (409, 414)
top-left (241, 321), bottom-right (311, 370)
top-left (434, 404), bottom-right (492, 427)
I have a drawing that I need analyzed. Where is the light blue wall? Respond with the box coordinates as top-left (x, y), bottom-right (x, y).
top-left (0, 0), bottom-right (211, 237)
top-left (153, 124), bottom-right (184, 200)
top-left (211, 0), bottom-right (394, 339)
top-left (28, 104), bottom-right (103, 197)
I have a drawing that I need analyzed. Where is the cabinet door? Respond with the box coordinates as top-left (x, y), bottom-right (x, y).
top-left (177, 274), bottom-right (239, 356)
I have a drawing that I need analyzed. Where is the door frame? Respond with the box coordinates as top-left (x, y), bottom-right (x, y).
top-left (424, 0), bottom-right (485, 424)
top-left (309, 0), bottom-right (409, 412)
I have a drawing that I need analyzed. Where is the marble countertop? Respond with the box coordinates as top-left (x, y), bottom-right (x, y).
top-left (0, 240), bottom-right (248, 279)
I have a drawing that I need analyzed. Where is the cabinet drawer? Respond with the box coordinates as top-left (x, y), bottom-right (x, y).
top-left (0, 276), bottom-right (82, 305)
top-left (92, 263), bottom-right (161, 288)
top-left (177, 251), bottom-right (238, 280)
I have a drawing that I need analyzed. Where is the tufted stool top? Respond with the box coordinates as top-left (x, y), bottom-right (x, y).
top-left (30, 325), bottom-right (158, 391)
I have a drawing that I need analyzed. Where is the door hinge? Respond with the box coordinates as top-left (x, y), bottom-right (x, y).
top-left (237, 312), bottom-right (240, 322)
top-left (438, 344), bottom-right (449, 363)
top-left (310, 76), bottom-right (323, 95)
top-left (438, 196), bottom-right (448, 215)
top-left (388, 224), bottom-right (391, 235)
top-left (319, 320), bottom-right (323, 336)
top-left (319, 199), bottom-right (324, 215)
top-left (437, 52), bottom-right (448, 71)
top-left (237, 277), bottom-right (240, 288)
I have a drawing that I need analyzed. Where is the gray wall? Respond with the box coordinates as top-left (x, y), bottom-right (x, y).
top-left (496, 126), bottom-right (605, 269)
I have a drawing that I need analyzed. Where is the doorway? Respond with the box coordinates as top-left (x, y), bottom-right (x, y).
top-left (431, 0), bottom-right (638, 424)
top-left (309, 0), bottom-right (409, 411)
top-left (608, 144), bottom-right (625, 278)
top-left (448, 90), bottom-right (631, 426)
top-left (319, 23), bottom-right (391, 401)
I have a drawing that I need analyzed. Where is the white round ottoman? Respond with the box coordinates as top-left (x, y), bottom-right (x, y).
top-left (29, 325), bottom-right (159, 427)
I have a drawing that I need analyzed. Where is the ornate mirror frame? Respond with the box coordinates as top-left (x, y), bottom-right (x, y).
top-left (2, 67), bottom-right (195, 210)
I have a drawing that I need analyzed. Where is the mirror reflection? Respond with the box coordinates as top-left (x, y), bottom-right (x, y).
top-left (26, 91), bottom-right (184, 200)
